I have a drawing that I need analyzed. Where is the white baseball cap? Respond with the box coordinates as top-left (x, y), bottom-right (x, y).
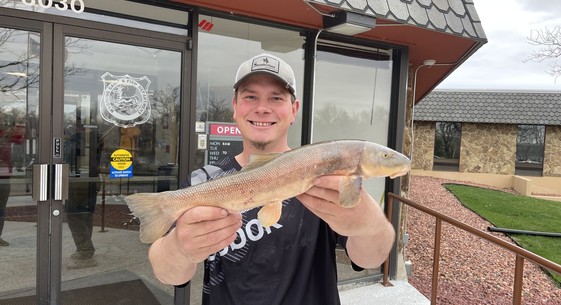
top-left (233, 53), bottom-right (297, 96)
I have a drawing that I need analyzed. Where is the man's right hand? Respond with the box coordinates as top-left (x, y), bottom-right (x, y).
top-left (173, 206), bottom-right (242, 263)
top-left (148, 206), bottom-right (242, 285)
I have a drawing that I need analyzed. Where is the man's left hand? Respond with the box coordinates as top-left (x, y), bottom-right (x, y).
top-left (296, 175), bottom-right (395, 269)
top-left (296, 175), bottom-right (378, 237)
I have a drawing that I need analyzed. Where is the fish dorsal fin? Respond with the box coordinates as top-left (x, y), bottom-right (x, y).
top-left (243, 153), bottom-right (280, 171)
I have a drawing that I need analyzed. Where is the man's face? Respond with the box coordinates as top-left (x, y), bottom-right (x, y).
top-left (233, 75), bottom-right (299, 152)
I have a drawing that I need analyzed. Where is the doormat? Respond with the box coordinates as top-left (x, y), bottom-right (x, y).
top-left (0, 279), bottom-right (161, 305)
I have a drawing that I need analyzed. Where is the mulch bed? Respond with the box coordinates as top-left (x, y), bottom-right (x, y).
top-left (407, 175), bottom-right (561, 305)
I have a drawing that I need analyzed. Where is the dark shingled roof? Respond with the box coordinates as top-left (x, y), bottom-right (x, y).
top-left (414, 90), bottom-right (561, 125)
top-left (309, 0), bottom-right (486, 41)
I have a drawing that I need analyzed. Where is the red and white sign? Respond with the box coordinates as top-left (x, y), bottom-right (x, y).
top-left (209, 123), bottom-right (241, 137)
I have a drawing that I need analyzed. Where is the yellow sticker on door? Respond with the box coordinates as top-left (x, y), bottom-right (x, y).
top-left (110, 149), bottom-right (133, 178)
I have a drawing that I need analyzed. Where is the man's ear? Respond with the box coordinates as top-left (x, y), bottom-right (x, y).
top-left (232, 95), bottom-right (238, 120)
top-left (291, 99), bottom-right (300, 119)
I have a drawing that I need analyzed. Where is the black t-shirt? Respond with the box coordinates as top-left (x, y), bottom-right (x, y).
top-left (188, 157), bottom-right (349, 305)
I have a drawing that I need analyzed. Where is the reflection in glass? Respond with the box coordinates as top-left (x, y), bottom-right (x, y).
top-left (313, 48), bottom-right (393, 191)
top-left (61, 37), bottom-right (181, 303)
top-left (516, 124), bottom-right (545, 163)
top-left (0, 27), bottom-right (39, 297)
top-left (313, 48), bottom-right (392, 144)
top-left (434, 122), bottom-right (462, 159)
top-left (63, 37), bottom-right (181, 185)
top-left (313, 45), bottom-right (394, 282)
top-left (515, 124), bottom-right (545, 175)
top-left (433, 122), bottom-right (461, 171)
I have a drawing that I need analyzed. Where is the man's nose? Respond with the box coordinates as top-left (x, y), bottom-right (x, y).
top-left (254, 99), bottom-right (272, 113)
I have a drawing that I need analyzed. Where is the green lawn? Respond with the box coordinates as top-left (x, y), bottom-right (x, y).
top-left (444, 184), bottom-right (561, 286)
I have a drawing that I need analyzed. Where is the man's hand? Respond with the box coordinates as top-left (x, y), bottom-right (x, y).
top-left (297, 176), bottom-right (376, 236)
top-left (173, 206), bottom-right (242, 263)
top-left (297, 175), bottom-right (395, 269)
top-left (148, 206), bottom-right (242, 285)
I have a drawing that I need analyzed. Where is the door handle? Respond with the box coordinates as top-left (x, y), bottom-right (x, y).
top-left (32, 164), bottom-right (49, 201)
top-left (54, 164), bottom-right (69, 200)
top-left (32, 164), bottom-right (69, 201)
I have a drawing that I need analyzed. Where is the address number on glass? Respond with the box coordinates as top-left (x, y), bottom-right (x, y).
top-left (21, 0), bottom-right (85, 13)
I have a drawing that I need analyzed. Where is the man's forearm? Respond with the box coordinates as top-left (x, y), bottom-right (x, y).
top-left (346, 217), bottom-right (395, 269)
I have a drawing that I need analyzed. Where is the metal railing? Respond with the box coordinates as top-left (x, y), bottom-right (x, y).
top-left (382, 192), bottom-right (561, 305)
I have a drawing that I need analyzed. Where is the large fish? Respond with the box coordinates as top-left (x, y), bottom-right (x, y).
top-left (125, 140), bottom-right (411, 243)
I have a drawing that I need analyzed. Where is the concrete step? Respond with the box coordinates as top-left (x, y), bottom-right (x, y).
top-left (339, 280), bottom-right (430, 305)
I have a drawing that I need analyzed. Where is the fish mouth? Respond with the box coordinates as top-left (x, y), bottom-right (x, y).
top-left (249, 120), bottom-right (276, 127)
top-left (389, 165), bottom-right (411, 179)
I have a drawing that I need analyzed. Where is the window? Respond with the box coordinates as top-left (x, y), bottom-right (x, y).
top-left (433, 122), bottom-right (461, 171)
top-left (313, 43), bottom-right (393, 201)
top-left (313, 43), bottom-right (392, 144)
top-left (515, 124), bottom-right (545, 176)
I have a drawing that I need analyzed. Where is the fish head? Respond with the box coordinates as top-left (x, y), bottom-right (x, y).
top-left (359, 142), bottom-right (411, 179)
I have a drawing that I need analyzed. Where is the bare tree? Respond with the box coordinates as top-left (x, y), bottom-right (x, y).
top-left (526, 26), bottom-right (561, 79)
top-left (152, 85), bottom-right (179, 122)
top-left (198, 96), bottom-right (234, 122)
top-left (516, 125), bottom-right (545, 163)
top-left (313, 103), bottom-right (388, 140)
top-left (434, 122), bottom-right (461, 159)
top-left (1, 29), bottom-right (89, 94)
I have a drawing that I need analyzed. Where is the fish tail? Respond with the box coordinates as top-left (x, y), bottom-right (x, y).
top-left (125, 192), bottom-right (176, 243)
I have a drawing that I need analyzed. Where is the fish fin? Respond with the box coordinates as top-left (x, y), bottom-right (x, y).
top-left (339, 175), bottom-right (363, 208)
top-left (257, 202), bottom-right (283, 227)
top-left (124, 192), bottom-right (176, 243)
top-left (243, 153), bottom-right (280, 171)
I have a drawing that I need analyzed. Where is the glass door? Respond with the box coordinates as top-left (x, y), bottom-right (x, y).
top-left (54, 26), bottom-right (183, 304)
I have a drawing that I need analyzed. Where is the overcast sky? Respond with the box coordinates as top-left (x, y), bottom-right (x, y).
top-left (437, 0), bottom-right (561, 91)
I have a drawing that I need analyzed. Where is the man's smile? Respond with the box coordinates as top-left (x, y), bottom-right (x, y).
top-left (249, 121), bottom-right (275, 127)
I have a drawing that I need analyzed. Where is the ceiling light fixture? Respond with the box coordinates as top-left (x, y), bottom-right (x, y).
top-left (423, 59), bottom-right (436, 66)
top-left (323, 10), bottom-right (376, 36)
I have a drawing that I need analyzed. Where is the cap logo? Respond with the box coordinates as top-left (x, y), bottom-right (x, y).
top-left (251, 56), bottom-right (280, 75)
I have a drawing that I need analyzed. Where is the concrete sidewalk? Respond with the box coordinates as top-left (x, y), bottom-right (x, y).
top-left (340, 281), bottom-right (430, 305)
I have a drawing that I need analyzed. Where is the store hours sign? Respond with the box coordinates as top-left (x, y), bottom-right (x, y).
top-left (206, 122), bottom-right (243, 165)
top-left (21, 0), bottom-right (85, 13)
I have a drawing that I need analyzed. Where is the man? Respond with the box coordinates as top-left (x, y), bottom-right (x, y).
top-left (148, 53), bottom-right (395, 304)
top-left (64, 108), bottom-right (100, 269)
